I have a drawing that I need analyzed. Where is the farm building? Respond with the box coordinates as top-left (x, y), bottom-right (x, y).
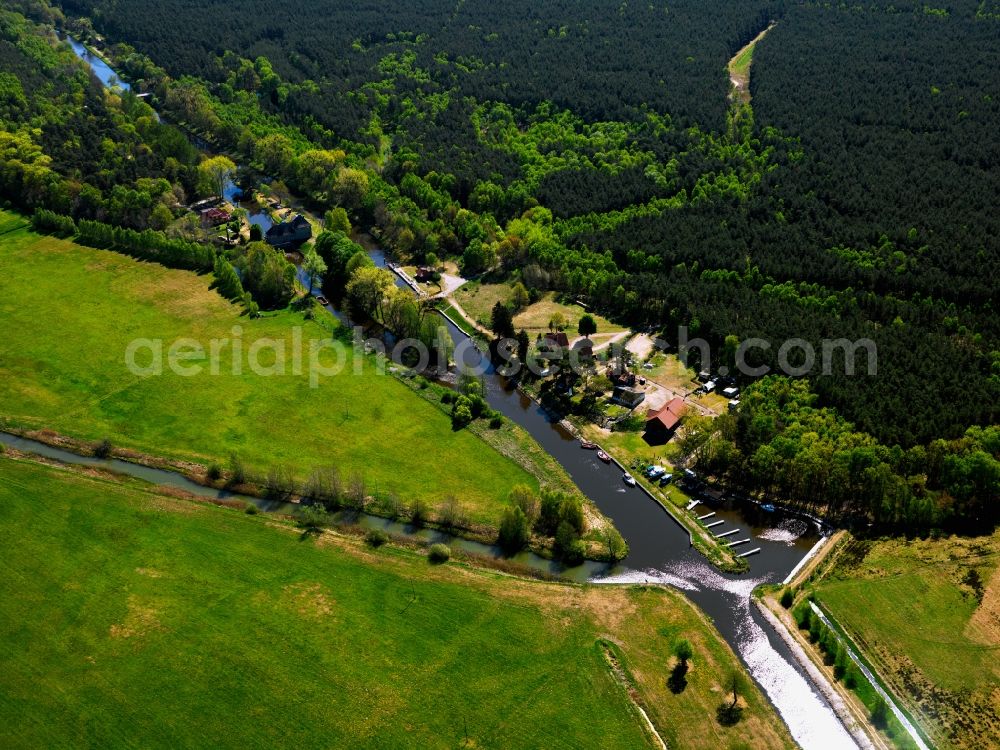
top-left (644, 396), bottom-right (686, 444)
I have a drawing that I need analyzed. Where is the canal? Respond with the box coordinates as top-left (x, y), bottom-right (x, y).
top-left (62, 34), bottom-right (859, 749)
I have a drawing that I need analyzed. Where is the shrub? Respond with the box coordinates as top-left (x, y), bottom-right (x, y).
top-left (228, 453), bottom-right (247, 486)
top-left (780, 588), bottom-right (794, 608)
top-left (498, 505), bottom-right (530, 551)
top-left (244, 502), bottom-right (259, 515)
top-left (604, 527), bottom-right (629, 561)
top-left (93, 438), bottom-right (113, 459)
top-left (410, 497), bottom-right (429, 527)
top-left (296, 503), bottom-right (328, 530)
top-left (365, 529), bottom-right (389, 547)
top-left (489, 414), bottom-right (504, 429)
top-left (437, 495), bottom-right (466, 530)
top-left (844, 666), bottom-right (859, 689)
top-left (612, 414), bottom-right (646, 432)
top-left (870, 696), bottom-right (889, 729)
top-left (206, 462), bottom-right (223, 481)
top-left (265, 464), bottom-right (296, 500)
top-left (834, 649), bottom-right (848, 681)
top-left (793, 602), bottom-right (812, 629)
top-left (428, 543), bottom-right (451, 563)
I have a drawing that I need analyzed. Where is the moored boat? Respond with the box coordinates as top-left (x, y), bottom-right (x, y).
top-left (622, 473), bottom-right (636, 486)
top-left (580, 441), bottom-right (598, 450)
top-left (597, 450), bottom-right (611, 463)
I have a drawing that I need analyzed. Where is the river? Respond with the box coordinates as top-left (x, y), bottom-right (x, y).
top-left (62, 34), bottom-right (859, 749)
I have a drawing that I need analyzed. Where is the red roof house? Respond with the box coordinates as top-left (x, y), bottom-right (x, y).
top-left (645, 397), bottom-right (687, 441)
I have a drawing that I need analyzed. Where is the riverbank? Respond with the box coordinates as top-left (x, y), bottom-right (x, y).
top-left (0, 450), bottom-right (797, 750)
top-left (0, 222), bottom-right (538, 526)
top-left (758, 532), bottom-right (929, 750)
top-left (579, 425), bottom-right (749, 573)
top-left (808, 532), bottom-right (1000, 750)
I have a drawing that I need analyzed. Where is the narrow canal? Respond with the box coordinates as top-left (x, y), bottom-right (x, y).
top-left (61, 34), bottom-right (858, 749)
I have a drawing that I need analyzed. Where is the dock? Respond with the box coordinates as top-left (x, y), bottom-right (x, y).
top-left (715, 528), bottom-right (740, 539)
top-left (685, 499), bottom-right (700, 511)
top-left (738, 547), bottom-right (762, 557)
top-left (726, 538), bottom-right (751, 547)
top-left (697, 512), bottom-right (715, 520)
top-left (705, 520), bottom-right (725, 529)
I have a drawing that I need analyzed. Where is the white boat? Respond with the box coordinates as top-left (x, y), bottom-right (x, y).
top-left (622, 473), bottom-right (636, 486)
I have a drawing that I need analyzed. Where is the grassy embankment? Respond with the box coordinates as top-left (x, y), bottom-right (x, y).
top-left (0, 452), bottom-right (796, 750)
top-left (803, 533), bottom-right (1000, 750)
top-left (0, 214), bottom-right (572, 531)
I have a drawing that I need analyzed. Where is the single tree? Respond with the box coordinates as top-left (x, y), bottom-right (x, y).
top-left (604, 527), bottom-right (628, 561)
top-left (197, 155), bottom-right (236, 199)
top-left (323, 206), bottom-right (351, 233)
top-left (511, 281), bottom-right (530, 311)
top-left (302, 248), bottom-right (327, 294)
top-left (490, 301), bottom-right (515, 339)
top-left (870, 696), bottom-right (889, 728)
top-left (498, 505), bottom-right (530, 551)
top-left (673, 638), bottom-right (694, 666)
top-left (725, 668), bottom-right (747, 709)
top-left (578, 313), bottom-right (598, 337)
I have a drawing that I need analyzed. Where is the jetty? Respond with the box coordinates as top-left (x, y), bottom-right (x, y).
top-left (738, 547), bottom-right (762, 557)
top-left (715, 528), bottom-right (740, 539)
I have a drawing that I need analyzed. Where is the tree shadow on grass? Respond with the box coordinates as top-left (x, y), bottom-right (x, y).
top-left (716, 703), bottom-right (744, 726)
top-left (667, 662), bottom-right (689, 694)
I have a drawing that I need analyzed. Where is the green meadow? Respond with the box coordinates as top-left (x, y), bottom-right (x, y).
top-left (813, 534), bottom-right (1000, 750)
top-left (0, 215), bottom-right (537, 523)
top-left (0, 453), bottom-right (795, 749)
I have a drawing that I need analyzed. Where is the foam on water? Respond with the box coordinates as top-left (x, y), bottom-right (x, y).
top-left (595, 562), bottom-right (860, 750)
top-left (757, 518), bottom-right (810, 545)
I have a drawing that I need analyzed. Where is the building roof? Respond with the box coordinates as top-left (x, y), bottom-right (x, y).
top-left (646, 396), bottom-right (686, 432)
top-left (544, 331), bottom-right (570, 348)
top-left (265, 214), bottom-right (312, 244)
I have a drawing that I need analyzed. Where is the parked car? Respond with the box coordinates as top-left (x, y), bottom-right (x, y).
top-left (658, 473), bottom-right (674, 486)
top-left (646, 465), bottom-right (667, 479)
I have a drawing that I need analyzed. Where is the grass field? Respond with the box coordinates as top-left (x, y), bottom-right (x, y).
top-left (812, 533), bottom-right (1000, 749)
top-left (0, 453), bottom-right (795, 749)
top-left (0, 217), bottom-right (537, 525)
top-left (452, 281), bottom-right (513, 327)
top-left (452, 283), bottom-right (625, 341)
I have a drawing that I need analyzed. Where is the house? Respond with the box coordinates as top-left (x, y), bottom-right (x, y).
top-left (607, 365), bottom-right (637, 388)
top-left (415, 266), bottom-right (435, 282)
top-left (571, 338), bottom-right (594, 361)
top-left (264, 214), bottom-right (312, 248)
top-left (644, 396), bottom-right (686, 443)
top-left (200, 206), bottom-right (231, 227)
top-left (539, 331), bottom-right (571, 359)
top-left (613, 386), bottom-right (646, 408)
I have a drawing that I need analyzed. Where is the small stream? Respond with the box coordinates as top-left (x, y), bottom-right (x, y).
top-left (62, 34), bottom-right (859, 749)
